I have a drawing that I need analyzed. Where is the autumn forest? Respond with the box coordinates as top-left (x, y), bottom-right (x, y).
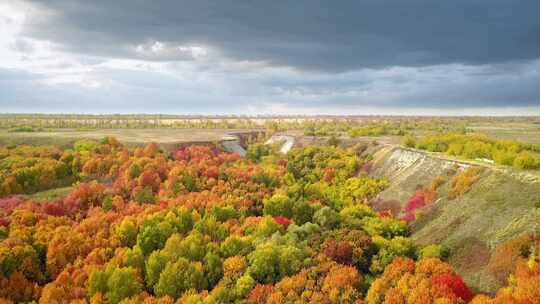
top-left (0, 121), bottom-right (539, 304)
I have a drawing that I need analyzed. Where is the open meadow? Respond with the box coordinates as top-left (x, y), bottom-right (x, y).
top-left (0, 128), bottom-right (262, 149)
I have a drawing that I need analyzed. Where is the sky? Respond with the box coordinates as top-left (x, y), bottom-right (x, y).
top-left (1, 0), bottom-right (540, 115)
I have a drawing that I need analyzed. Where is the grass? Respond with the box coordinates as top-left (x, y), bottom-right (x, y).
top-left (0, 128), bottom-right (262, 149)
top-left (468, 121), bottom-right (540, 144)
top-left (413, 170), bottom-right (540, 293)
top-left (31, 186), bottom-right (73, 202)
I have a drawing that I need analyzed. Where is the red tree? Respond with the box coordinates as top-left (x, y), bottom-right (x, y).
top-left (402, 190), bottom-right (426, 222)
top-left (274, 215), bottom-right (292, 229)
top-left (432, 274), bottom-right (474, 302)
top-left (324, 240), bottom-right (353, 265)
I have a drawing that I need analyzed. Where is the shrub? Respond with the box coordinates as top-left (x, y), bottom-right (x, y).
top-left (340, 204), bottom-right (377, 221)
top-left (402, 190), bottom-right (426, 222)
top-left (362, 217), bottom-right (408, 239)
top-left (419, 244), bottom-right (450, 260)
top-left (449, 167), bottom-right (481, 198)
top-left (370, 236), bottom-right (415, 273)
top-left (493, 150), bottom-right (516, 166)
top-left (246, 143), bottom-right (271, 162)
top-left (402, 133), bottom-right (416, 148)
top-left (487, 234), bottom-right (531, 284)
top-left (513, 151), bottom-right (539, 170)
top-left (327, 135), bottom-right (341, 147)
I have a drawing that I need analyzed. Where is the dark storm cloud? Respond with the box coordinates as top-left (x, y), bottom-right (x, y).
top-left (23, 0), bottom-right (540, 72)
top-left (2, 0), bottom-right (539, 114)
top-left (254, 61), bottom-right (540, 109)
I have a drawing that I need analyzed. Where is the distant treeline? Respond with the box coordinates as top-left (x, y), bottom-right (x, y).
top-left (1, 114), bottom-right (386, 131)
top-left (1, 114), bottom-right (538, 132)
top-left (303, 119), bottom-right (468, 137)
top-left (405, 132), bottom-right (540, 170)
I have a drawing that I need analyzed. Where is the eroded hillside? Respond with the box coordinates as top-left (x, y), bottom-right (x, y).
top-left (371, 145), bottom-right (540, 293)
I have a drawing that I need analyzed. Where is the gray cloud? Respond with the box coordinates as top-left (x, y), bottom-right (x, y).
top-left (23, 0), bottom-right (540, 71)
top-left (1, 0), bottom-right (539, 114)
top-left (2, 60), bottom-right (539, 114)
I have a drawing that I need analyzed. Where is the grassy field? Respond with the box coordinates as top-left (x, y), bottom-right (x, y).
top-left (0, 128), bottom-right (262, 148)
top-left (468, 121), bottom-right (540, 143)
top-left (31, 186), bottom-right (73, 202)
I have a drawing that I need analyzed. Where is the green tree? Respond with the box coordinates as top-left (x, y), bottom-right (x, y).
top-left (278, 245), bottom-right (306, 278)
top-left (247, 242), bottom-right (307, 284)
top-left (246, 143), bottom-right (271, 162)
top-left (145, 251), bottom-right (170, 290)
top-left (87, 269), bottom-right (109, 298)
top-left (117, 218), bottom-right (138, 247)
top-left (127, 163), bottom-right (142, 179)
top-left (250, 216), bottom-right (283, 238)
top-left (204, 252), bottom-right (223, 288)
top-left (313, 206), bottom-right (341, 229)
top-left (263, 194), bottom-right (293, 218)
top-left (513, 151), bottom-right (538, 169)
top-left (370, 236), bottom-right (415, 273)
top-left (419, 244), bottom-right (450, 260)
top-left (263, 194), bottom-right (314, 224)
top-left (162, 232), bottom-right (208, 262)
top-left (361, 217), bottom-right (408, 238)
top-left (402, 133), bottom-right (416, 148)
top-left (137, 220), bottom-right (175, 255)
top-left (234, 274), bottom-right (256, 298)
top-left (132, 185), bottom-right (155, 204)
top-left (124, 245), bottom-right (145, 269)
top-left (220, 235), bottom-right (253, 258)
top-left (194, 215), bottom-right (229, 241)
top-left (105, 267), bottom-right (142, 304)
top-left (327, 135), bottom-right (340, 147)
top-left (154, 258), bottom-right (205, 299)
top-left (102, 195), bottom-right (113, 211)
top-left (247, 243), bottom-right (279, 283)
top-left (165, 208), bottom-right (194, 235)
top-left (211, 206), bottom-right (238, 222)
